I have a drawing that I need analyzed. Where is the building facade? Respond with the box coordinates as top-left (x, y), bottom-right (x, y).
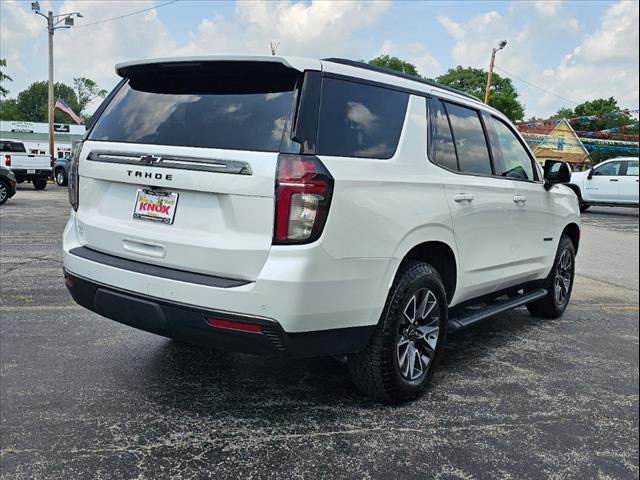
top-left (0, 120), bottom-right (85, 159)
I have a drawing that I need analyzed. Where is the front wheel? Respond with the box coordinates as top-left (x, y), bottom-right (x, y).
top-left (32, 178), bottom-right (48, 190)
top-left (527, 234), bottom-right (576, 318)
top-left (348, 261), bottom-right (448, 403)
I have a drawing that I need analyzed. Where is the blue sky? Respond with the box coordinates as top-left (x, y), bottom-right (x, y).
top-left (1, 1), bottom-right (638, 118)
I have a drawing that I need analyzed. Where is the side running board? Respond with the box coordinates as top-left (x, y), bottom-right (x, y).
top-left (448, 288), bottom-right (548, 333)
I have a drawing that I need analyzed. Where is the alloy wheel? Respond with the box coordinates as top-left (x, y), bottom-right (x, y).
top-left (554, 249), bottom-right (573, 305)
top-left (0, 183), bottom-right (7, 203)
top-left (56, 171), bottom-right (65, 185)
top-left (396, 288), bottom-right (440, 381)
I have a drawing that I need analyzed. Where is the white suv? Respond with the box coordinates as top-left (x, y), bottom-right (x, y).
top-left (567, 157), bottom-right (639, 211)
top-left (63, 56), bottom-right (581, 402)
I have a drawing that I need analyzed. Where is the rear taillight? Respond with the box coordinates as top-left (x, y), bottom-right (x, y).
top-left (4, 154), bottom-right (11, 167)
top-left (68, 140), bottom-right (82, 211)
top-left (274, 154), bottom-right (333, 244)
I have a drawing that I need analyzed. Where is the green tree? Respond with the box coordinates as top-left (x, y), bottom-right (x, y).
top-left (368, 55), bottom-right (421, 78)
top-left (550, 107), bottom-right (573, 120)
top-left (0, 59), bottom-right (12, 98)
top-left (14, 81), bottom-right (81, 123)
top-left (0, 98), bottom-right (20, 120)
top-left (73, 77), bottom-right (107, 114)
top-left (436, 66), bottom-right (525, 122)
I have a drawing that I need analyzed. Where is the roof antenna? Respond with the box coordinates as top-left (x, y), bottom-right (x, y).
top-left (270, 41), bottom-right (280, 56)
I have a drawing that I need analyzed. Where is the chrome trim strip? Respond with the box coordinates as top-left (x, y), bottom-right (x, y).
top-left (86, 150), bottom-right (253, 175)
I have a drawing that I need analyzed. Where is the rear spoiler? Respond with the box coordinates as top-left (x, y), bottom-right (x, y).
top-left (115, 55), bottom-right (321, 78)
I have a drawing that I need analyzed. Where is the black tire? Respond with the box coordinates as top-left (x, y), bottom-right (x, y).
top-left (348, 261), bottom-right (448, 403)
top-left (0, 180), bottom-right (9, 205)
top-left (527, 234), bottom-right (576, 318)
top-left (55, 169), bottom-right (68, 186)
top-left (32, 178), bottom-right (48, 190)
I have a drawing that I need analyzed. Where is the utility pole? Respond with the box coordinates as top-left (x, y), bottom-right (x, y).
top-left (484, 40), bottom-right (507, 105)
top-left (47, 11), bottom-right (54, 161)
top-left (32, 2), bottom-right (83, 162)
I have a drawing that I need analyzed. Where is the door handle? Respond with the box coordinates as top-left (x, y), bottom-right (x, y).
top-left (454, 193), bottom-right (474, 203)
top-left (610, 179), bottom-right (619, 182)
top-left (513, 194), bottom-right (527, 204)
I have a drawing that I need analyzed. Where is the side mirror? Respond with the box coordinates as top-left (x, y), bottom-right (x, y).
top-left (543, 160), bottom-right (571, 190)
top-left (587, 168), bottom-right (594, 180)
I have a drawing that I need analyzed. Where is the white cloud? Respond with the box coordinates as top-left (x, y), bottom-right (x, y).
top-left (0, 0), bottom-right (390, 114)
top-left (542, 0), bottom-right (639, 114)
top-left (179, 0), bottom-right (390, 57)
top-left (437, 1), bottom-right (638, 118)
top-left (534, 1), bottom-right (563, 18)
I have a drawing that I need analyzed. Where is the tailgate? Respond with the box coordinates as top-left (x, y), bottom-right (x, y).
top-left (9, 154), bottom-right (51, 170)
top-left (76, 58), bottom-right (311, 281)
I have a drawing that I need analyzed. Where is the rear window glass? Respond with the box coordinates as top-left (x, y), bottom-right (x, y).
top-left (445, 102), bottom-right (492, 176)
top-left (0, 141), bottom-right (26, 153)
top-left (317, 78), bottom-right (408, 159)
top-left (88, 68), bottom-right (297, 152)
top-left (429, 99), bottom-right (458, 171)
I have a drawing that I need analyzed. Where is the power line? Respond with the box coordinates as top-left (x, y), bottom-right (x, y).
top-left (71, 0), bottom-right (179, 30)
top-left (494, 65), bottom-right (581, 106)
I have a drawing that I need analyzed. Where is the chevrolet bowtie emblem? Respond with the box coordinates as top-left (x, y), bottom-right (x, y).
top-left (140, 155), bottom-right (161, 165)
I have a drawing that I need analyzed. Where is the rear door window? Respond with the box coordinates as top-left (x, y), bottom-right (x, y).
top-left (88, 68), bottom-right (297, 152)
top-left (428, 99), bottom-right (458, 171)
top-left (444, 102), bottom-right (493, 176)
top-left (317, 78), bottom-right (408, 159)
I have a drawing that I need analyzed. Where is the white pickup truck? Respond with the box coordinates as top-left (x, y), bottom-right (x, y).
top-left (567, 157), bottom-right (639, 211)
top-left (1, 139), bottom-right (52, 190)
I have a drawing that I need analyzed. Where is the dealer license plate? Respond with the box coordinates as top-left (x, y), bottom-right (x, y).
top-left (133, 189), bottom-right (179, 225)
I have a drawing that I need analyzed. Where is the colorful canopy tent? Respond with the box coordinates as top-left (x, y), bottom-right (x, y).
top-left (530, 119), bottom-right (591, 167)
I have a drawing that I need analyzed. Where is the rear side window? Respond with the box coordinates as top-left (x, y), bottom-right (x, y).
top-left (317, 78), bottom-right (408, 159)
top-left (626, 161), bottom-right (639, 176)
top-left (445, 102), bottom-right (492, 176)
top-left (0, 141), bottom-right (26, 153)
top-left (488, 116), bottom-right (535, 181)
top-left (88, 67), bottom-right (297, 152)
top-left (429, 99), bottom-right (458, 171)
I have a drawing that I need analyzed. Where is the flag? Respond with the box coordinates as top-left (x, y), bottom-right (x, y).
top-left (54, 98), bottom-right (82, 125)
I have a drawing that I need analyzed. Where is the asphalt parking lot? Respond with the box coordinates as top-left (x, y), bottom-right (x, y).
top-left (1, 185), bottom-right (638, 480)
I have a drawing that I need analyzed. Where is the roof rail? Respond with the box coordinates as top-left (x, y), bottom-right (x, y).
top-left (322, 57), bottom-right (480, 102)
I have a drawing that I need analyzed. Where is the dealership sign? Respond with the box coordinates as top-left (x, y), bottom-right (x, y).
top-left (10, 121), bottom-right (35, 133)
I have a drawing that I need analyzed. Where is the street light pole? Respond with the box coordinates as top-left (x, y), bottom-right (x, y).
top-left (484, 40), bottom-right (507, 105)
top-left (31, 2), bottom-right (83, 162)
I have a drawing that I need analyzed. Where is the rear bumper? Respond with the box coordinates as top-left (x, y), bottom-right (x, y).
top-left (64, 270), bottom-right (374, 357)
top-left (63, 212), bottom-right (396, 334)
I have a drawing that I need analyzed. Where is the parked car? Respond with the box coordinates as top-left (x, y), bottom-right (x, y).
top-left (567, 157), bottom-right (639, 211)
top-left (0, 164), bottom-right (17, 205)
top-left (54, 157), bottom-right (70, 186)
top-left (63, 56), bottom-right (581, 403)
top-left (0, 140), bottom-right (52, 190)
